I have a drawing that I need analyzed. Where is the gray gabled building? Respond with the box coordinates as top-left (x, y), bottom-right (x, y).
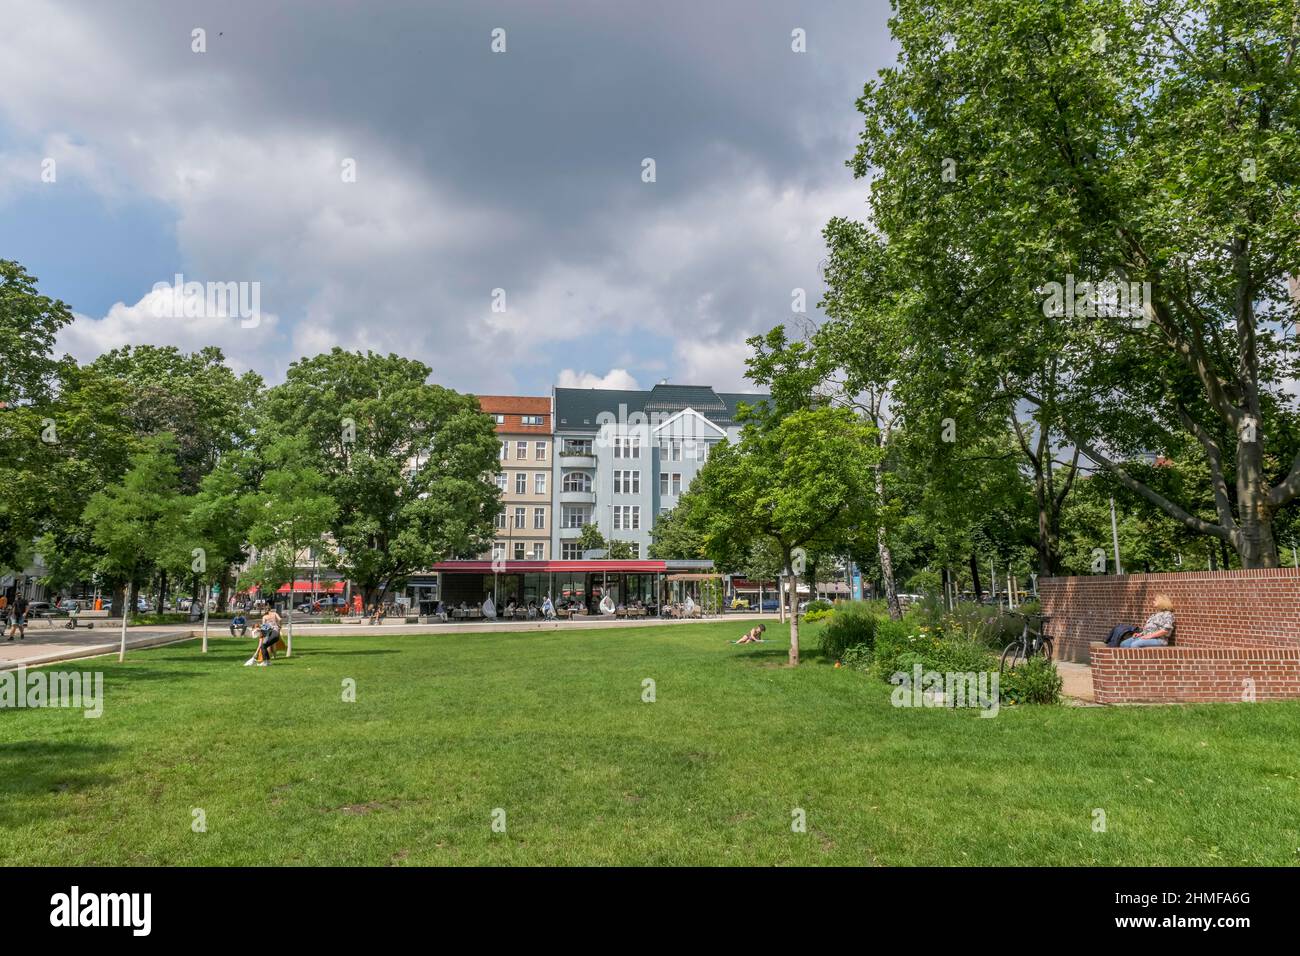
top-left (550, 383), bottom-right (769, 559)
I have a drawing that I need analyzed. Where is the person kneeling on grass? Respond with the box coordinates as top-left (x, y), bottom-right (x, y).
top-left (245, 607), bottom-right (283, 666)
top-left (734, 624), bottom-right (766, 644)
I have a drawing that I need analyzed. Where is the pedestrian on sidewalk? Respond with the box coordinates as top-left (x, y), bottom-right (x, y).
top-left (6, 594), bottom-right (28, 641)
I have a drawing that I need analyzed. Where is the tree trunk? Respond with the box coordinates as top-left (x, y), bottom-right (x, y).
top-left (217, 567), bottom-right (230, 613)
top-left (968, 552), bottom-right (983, 601)
top-left (875, 469), bottom-right (902, 619)
top-left (787, 561), bottom-right (800, 667)
top-left (1233, 440), bottom-right (1279, 566)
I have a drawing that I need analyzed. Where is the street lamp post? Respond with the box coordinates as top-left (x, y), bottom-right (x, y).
top-left (1109, 496), bottom-right (1124, 575)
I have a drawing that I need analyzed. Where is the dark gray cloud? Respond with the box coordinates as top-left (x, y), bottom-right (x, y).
top-left (1, 0), bottom-right (895, 392)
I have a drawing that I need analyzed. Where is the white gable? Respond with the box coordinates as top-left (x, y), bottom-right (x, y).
top-left (650, 407), bottom-right (726, 440)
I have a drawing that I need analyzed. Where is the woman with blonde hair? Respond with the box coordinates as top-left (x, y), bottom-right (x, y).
top-left (1117, 594), bottom-right (1176, 648)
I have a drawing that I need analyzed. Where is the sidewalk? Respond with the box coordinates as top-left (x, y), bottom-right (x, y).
top-left (0, 620), bottom-right (196, 671)
top-left (1054, 660), bottom-right (1097, 704)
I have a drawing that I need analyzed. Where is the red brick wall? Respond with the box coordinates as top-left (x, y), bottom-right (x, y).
top-left (1089, 644), bottom-right (1300, 704)
top-left (1038, 568), bottom-right (1300, 663)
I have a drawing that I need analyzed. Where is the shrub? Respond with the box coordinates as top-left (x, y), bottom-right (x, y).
top-left (999, 655), bottom-right (1062, 705)
top-left (804, 599), bottom-right (833, 615)
top-left (804, 607), bottom-right (834, 623)
top-left (840, 643), bottom-right (873, 672)
top-left (818, 601), bottom-right (880, 659)
top-left (871, 616), bottom-right (997, 683)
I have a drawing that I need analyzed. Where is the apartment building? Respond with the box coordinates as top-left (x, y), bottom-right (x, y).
top-left (550, 383), bottom-right (768, 559)
top-left (479, 395), bottom-right (553, 562)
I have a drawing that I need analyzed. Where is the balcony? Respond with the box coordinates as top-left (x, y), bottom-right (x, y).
top-left (560, 489), bottom-right (596, 505)
top-left (559, 452), bottom-right (597, 469)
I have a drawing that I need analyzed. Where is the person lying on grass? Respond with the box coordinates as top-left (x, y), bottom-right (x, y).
top-left (733, 624), bottom-right (766, 644)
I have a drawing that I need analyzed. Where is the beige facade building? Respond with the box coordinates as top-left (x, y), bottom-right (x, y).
top-left (478, 395), bottom-right (552, 561)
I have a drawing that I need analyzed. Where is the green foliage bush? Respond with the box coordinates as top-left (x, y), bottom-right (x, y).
top-left (999, 655), bottom-right (1063, 705)
top-left (818, 601), bottom-right (879, 659)
top-left (840, 643), bottom-right (873, 672)
top-left (802, 599), bottom-right (833, 623)
top-left (871, 613), bottom-right (997, 681)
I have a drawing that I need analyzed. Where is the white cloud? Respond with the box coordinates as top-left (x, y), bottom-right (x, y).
top-left (556, 368), bottom-right (641, 390)
top-left (58, 287), bottom-right (281, 376)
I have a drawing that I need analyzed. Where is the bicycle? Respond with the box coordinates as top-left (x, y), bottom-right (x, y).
top-left (999, 611), bottom-right (1054, 675)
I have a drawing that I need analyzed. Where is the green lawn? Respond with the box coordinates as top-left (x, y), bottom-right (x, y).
top-left (3, 620), bottom-right (1298, 865)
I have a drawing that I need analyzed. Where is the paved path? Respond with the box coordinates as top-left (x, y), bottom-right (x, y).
top-left (0, 621), bottom-right (194, 670)
top-left (1054, 660), bottom-right (1097, 704)
top-left (0, 612), bottom-right (775, 670)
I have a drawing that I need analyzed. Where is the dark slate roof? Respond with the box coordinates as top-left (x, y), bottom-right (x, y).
top-left (553, 384), bottom-right (769, 430)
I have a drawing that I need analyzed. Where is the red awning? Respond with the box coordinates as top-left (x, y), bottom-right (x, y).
top-left (275, 581), bottom-right (345, 594)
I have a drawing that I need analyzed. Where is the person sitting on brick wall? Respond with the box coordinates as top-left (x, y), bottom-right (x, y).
top-left (1115, 594), bottom-right (1176, 648)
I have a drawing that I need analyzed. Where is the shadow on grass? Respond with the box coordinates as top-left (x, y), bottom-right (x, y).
top-left (290, 649), bottom-right (402, 657)
top-left (0, 740), bottom-right (122, 826)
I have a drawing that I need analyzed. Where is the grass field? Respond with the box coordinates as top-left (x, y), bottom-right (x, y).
top-left (3, 620), bottom-right (1299, 865)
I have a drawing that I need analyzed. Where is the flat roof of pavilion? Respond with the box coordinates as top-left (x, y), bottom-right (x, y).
top-left (432, 560), bottom-right (668, 574)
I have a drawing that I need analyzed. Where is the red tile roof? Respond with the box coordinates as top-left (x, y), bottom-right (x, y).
top-left (476, 395), bottom-right (551, 435)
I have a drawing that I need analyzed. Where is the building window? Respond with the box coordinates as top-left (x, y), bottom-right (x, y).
top-left (514, 542), bottom-right (526, 560)
top-left (563, 471), bottom-right (591, 493)
top-left (613, 470), bottom-right (640, 494)
top-left (632, 506), bottom-right (641, 529)
top-left (514, 507), bottom-right (526, 529)
top-left (562, 438), bottom-right (592, 455)
top-left (493, 414), bottom-right (506, 424)
top-left (492, 542), bottom-right (506, 560)
top-left (535, 473), bottom-right (546, 495)
top-left (532, 543), bottom-right (545, 560)
top-left (496, 473), bottom-right (507, 492)
top-left (536, 441), bottom-right (547, 460)
top-left (516, 440), bottom-right (527, 460)
top-left (562, 506), bottom-right (590, 528)
top-left (495, 512), bottom-right (507, 529)
top-left (499, 440), bottom-right (508, 461)
top-left (671, 473), bottom-right (682, 495)
top-left (515, 472), bottom-right (527, 494)
top-left (522, 415), bottom-right (543, 426)
top-left (659, 472), bottom-right (668, 495)
top-left (533, 507), bottom-right (545, 530)
top-left (561, 542), bottom-right (582, 560)
top-left (615, 505), bottom-right (639, 530)
top-left (628, 543), bottom-right (640, 558)
top-left (613, 436), bottom-right (642, 459)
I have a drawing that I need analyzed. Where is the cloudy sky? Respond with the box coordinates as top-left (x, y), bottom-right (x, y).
top-left (0, 0), bottom-right (896, 395)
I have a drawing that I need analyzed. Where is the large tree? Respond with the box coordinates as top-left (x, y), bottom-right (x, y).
top-left (0, 262), bottom-right (75, 571)
top-left (851, 0), bottom-right (1300, 567)
top-left (259, 349), bottom-right (501, 605)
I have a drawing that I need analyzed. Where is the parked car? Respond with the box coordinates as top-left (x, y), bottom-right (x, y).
top-left (57, 599), bottom-right (82, 613)
top-left (759, 597), bottom-right (780, 612)
top-left (729, 597), bottom-right (750, 610)
top-left (136, 598), bottom-right (153, 613)
top-left (25, 601), bottom-right (54, 618)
